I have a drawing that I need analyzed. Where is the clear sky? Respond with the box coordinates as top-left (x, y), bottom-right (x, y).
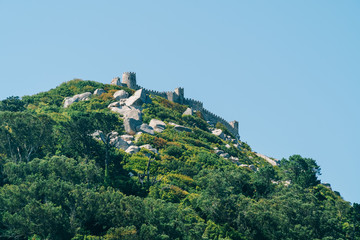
top-left (1, 1), bottom-right (359, 203)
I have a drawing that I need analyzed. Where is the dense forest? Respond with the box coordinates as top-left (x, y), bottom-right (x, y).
top-left (0, 79), bottom-right (359, 240)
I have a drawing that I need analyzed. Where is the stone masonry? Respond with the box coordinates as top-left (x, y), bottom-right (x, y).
top-left (112, 72), bottom-right (240, 139)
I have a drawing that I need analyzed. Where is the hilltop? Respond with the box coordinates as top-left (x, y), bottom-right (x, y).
top-left (0, 76), bottom-right (359, 239)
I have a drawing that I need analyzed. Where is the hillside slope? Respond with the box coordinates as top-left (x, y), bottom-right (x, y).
top-left (0, 79), bottom-right (359, 240)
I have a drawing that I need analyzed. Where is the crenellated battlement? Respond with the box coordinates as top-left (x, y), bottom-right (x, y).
top-left (112, 72), bottom-right (240, 139)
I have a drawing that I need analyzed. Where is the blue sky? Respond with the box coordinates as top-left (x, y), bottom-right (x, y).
top-left (1, 1), bottom-right (359, 203)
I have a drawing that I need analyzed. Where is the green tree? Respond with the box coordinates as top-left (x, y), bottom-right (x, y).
top-left (280, 154), bottom-right (321, 188)
top-left (0, 112), bottom-right (54, 162)
top-left (0, 96), bottom-right (25, 112)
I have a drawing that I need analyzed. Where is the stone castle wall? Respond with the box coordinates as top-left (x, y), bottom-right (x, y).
top-left (116, 72), bottom-right (240, 138)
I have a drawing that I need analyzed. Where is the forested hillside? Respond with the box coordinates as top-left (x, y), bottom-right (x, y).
top-left (0, 79), bottom-right (359, 240)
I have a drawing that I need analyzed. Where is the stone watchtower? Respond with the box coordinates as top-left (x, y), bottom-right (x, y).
top-left (122, 72), bottom-right (137, 89)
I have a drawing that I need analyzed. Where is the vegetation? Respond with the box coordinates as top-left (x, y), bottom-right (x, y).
top-left (0, 79), bottom-right (359, 239)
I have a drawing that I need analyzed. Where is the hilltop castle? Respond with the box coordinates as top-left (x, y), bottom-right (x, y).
top-left (111, 72), bottom-right (240, 139)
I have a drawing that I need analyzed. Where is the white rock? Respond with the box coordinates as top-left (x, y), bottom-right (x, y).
top-left (123, 118), bottom-right (142, 135)
top-left (168, 122), bottom-right (191, 132)
top-left (125, 89), bottom-right (147, 107)
top-left (124, 109), bottom-right (142, 121)
top-left (125, 145), bottom-right (140, 154)
top-left (94, 89), bottom-right (106, 96)
top-left (183, 108), bottom-right (193, 116)
top-left (212, 129), bottom-right (225, 140)
top-left (113, 90), bottom-right (129, 100)
top-left (108, 102), bottom-right (121, 108)
top-left (137, 123), bottom-right (154, 135)
top-left (134, 132), bottom-right (143, 142)
top-left (63, 92), bottom-right (92, 108)
top-left (220, 153), bottom-right (230, 159)
top-left (140, 144), bottom-right (159, 154)
top-left (121, 134), bottom-right (134, 141)
top-left (110, 136), bottom-right (129, 150)
top-left (149, 119), bottom-right (166, 133)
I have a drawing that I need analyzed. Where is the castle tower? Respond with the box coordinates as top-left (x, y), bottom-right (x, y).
top-left (174, 87), bottom-right (184, 104)
top-left (122, 72), bottom-right (137, 89)
top-left (229, 120), bottom-right (240, 138)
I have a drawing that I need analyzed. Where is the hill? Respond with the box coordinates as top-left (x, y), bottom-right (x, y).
top-left (0, 78), bottom-right (359, 239)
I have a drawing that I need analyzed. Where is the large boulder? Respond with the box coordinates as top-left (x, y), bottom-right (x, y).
top-left (149, 119), bottom-right (166, 133)
top-left (212, 129), bottom-right (225, 140)
top-left (183, 108), bottom-right (193, 116)
top-left (140, 144), bottom-right (159, 154)
top-left (137, 123), bottom-right (154, 135)
top-left (108, 102), bottom-right (121, 108)
top-left (113, 90), bottom-right (129, 100)
top-left (63, 92), bottom-right (92, 108)
top-left (93, 89), bottom-right (106, 96)
top-left (125, 145), bottom-right (140, 154)
top-left (121, 134), bottom-right (134, 141)
top-left (110, 106), bottom-right (140, 117)
top-left (124, 109), bottom-right (142, 121)
top-left (125, 89), bottom-right (147, 107)
top-left (123, 118), bottom-right (142, 135)
top-left (220, 153), bottom-right (230, 159)
top-left (110, 135), bottom-right (129, 150)
top-left (169, 123), bottom-right (191, 132)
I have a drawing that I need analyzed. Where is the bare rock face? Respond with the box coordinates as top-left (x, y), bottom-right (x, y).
top-left (109, 134), bottom-right (129, 150)
top-left (183, 108), bottom-right (193, 116)
top-left (125, 89), bottom-right (147, 107)
top-left (212, 129), bottom-right (225, 140)
top-left (124, 109), bottom-right (142, 121)
top-left (113, 90), bottom-right (129, 100)
top-left (220, 153), bottom-right (230, 159)
top-left (110, 106), bottom-right (131, 116)
top-left (149, 119), bottom-right (166, 133)
top-left (140, 144), bottom-right (159, 154)
top-left (123, 118), bottom-right (142, 135)
top-left (125, 145), bottom-right (140, 154)
top-left (93, 89), bottom-right (106, 96)
top-left (108, 102), bottom-right (121, 108)
top-left (169, 122), bottom-right (191, 132)
top-left (136, 123), bottom-right (154, 135)
top-left (63, 92), bottom-right (92, 108)
top-left (121, 134), bottom-right (134, 141)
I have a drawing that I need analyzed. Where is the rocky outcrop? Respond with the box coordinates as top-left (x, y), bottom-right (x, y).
top-left (255, 153), bottom-right (279, 166)
top-left (212, 129), bottom-right (225, 140)
top-left (121, 134), bottom-right (134, 141)
top-left (137, 123), bottom-right (154, 135)
top-left (125, 89), bottom-right (147, 107)
top-left (140, 144), bottom-right (159, 154)
top-left (123, 118), bottom-right (142, 135)
top-left (124, 109), bottom-right (142, 121)
top-left (149, 119), bottom-right (166, 133)
top-left (113, 90), bottom-right (129, 100)
top-left (63, 92), bottom-right (92, 108)
top-left (94, 89), bottom-right (106, 96)
top-left (125, 145), bottom-right (140, 154)
top-left (169, 122), bottom-right (191, 132)
top-left (183, 108), bottom-right (193, 116)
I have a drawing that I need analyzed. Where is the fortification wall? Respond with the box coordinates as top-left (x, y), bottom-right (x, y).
top-left (140, 87), bottom-right (167, 99)
top-left (184, 98), bottom-right (203, 111)
top-left (117, 74), bottom-right (239, 138)
top-left (201, 108), bottom-right (239, 138)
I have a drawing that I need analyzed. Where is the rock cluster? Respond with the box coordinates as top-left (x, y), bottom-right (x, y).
top-left (63, 92), bottom-right (92, 108)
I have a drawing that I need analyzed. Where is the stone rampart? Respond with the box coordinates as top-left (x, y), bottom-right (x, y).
top-left (201, 108), bottom-right (239, 138)
top-left (114, 73), bottom-right (240, 138)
